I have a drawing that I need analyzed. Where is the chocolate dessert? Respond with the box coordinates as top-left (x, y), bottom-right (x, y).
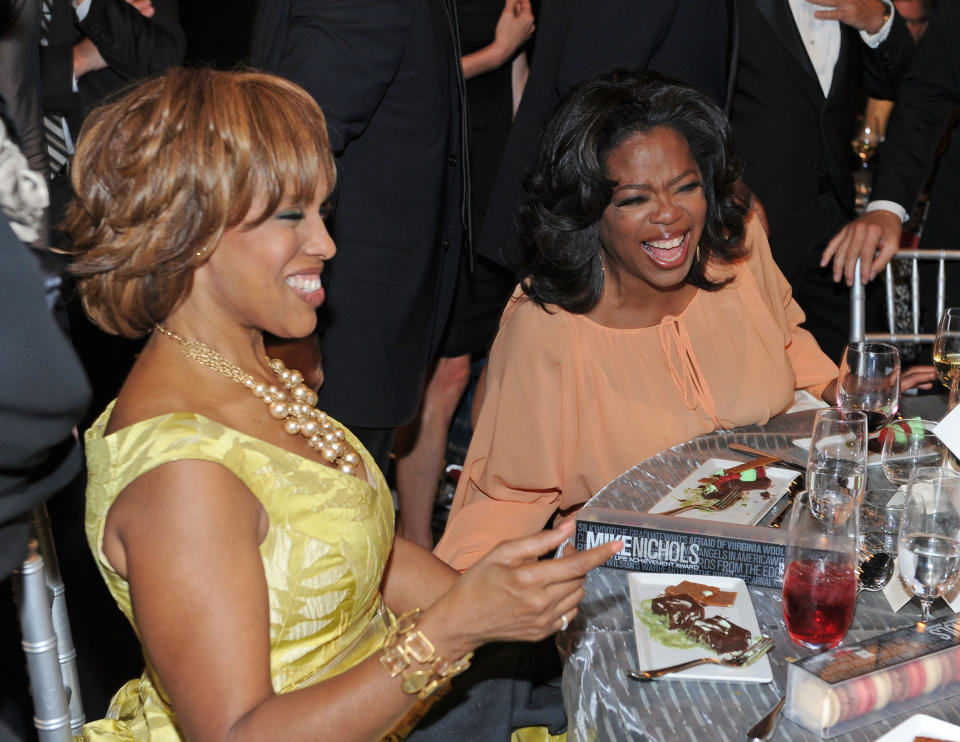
top-left (649, 583), bottom-right (754, 655)
top-left (686, 616), bottom-right (751, 654)
top-left (651, 593), bottom-right (704, 630)
top-left (690, 465), bottom-right (771, 501)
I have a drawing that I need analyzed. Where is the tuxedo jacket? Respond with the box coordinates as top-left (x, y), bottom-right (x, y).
top-left (477, 0), bottom-right (730, 266)
top-left (729, 0), bottom-right (914, 279)
top-left (250, 0), bottom-right (465, 429)
top-left (871, 1), bottom-right (960, 320)
top-left (39, 0), bottom-right (185, 137)
top-left (871, 0), bottom-right (960, 244)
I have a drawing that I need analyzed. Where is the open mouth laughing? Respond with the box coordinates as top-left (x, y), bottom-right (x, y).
top-left (641, 232), bottom-right (690, 268)
top-left (285, 273), bottom-right (325, 307)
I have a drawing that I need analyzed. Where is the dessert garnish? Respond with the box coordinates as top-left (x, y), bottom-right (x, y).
top-left (665, 580), bottom-right (737, 607)
top-left (873, 417), bottom-right (925, 452)
top-left (682, 457), bottom-right (776, 504)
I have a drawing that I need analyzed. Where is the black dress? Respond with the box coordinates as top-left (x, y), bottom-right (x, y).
top-left (439, 0), bottom-right (518, 358)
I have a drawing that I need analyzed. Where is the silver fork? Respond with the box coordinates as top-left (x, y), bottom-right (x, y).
top-left (626, 635), bottom-right (774, 681)
top-left (659, 485), bottom-right (744, 516)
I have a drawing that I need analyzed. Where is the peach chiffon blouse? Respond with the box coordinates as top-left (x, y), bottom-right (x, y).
top-left (434, 218), bottom-right (837, 571)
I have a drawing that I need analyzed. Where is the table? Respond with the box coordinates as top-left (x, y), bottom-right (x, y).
top-left (561, 397), bottom-right (956, 742)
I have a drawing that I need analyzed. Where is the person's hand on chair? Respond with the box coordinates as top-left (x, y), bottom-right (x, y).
top-left (821, 209), bottom-right (902, 286)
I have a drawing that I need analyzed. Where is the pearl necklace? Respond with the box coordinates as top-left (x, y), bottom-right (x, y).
top-left (154, 325), bottom-right (362, 475)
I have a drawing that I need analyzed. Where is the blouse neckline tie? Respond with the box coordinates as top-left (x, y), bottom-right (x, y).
top-left (657, 315), bottom-right (720, 426)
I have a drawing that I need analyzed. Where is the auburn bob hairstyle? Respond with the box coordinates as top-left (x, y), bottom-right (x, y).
top-left (67, 67), bottom-right (335, 338)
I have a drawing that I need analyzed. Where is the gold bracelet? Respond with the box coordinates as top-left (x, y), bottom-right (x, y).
top-left (380, 609), bottom-right (474, 700)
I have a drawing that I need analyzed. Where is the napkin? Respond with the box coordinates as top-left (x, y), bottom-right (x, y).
top-left (879, 482), bottom-right (960, 612)
top-left (934, 403), bottom-right (960, 460)
top-left (882, 555), bottom-right (960, 614)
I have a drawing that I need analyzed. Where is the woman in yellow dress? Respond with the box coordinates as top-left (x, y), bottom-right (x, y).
top-left (68, 68), bottom-right (618, 742)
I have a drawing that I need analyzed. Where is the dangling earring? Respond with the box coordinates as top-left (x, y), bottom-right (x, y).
top-left (695, 244), bottom-right (701, 262)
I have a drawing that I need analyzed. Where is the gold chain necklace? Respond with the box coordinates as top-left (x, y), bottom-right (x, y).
top-left (154, 325), bottom-right (361, 475)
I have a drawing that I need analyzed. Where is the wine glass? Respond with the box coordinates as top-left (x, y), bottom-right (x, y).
top-left (897, 467), bottom-right (960, 623)
top-left (934, 307), bottom-right (960, 390)
top-left (949, 367), bottom-right (960, 413)
top-left (783, 489), bottom-right (859, 650)
top-left (851, 119), bottom-right (880, 166)
top-left (837, 342), bottom-right (901, 432)
top-left (880, 419), bottom-right (949, 484)
top-left (805, 407), bottom-right (868, 504)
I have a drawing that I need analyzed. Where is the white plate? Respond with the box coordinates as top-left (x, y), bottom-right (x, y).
top-left (627, 572), bottom-right (773, 683)
top-left (647, 458), bottom-right (800, 525)
top-left (874, 713), bottom-right (960, 741)
top-left (793, 434), bottom-right (883, 467)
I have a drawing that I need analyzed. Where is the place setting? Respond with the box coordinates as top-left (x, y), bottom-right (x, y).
top-left (576, 317), bottom-right (960, 740)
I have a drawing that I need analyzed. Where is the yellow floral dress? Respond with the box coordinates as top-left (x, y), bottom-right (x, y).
top-left (80, 403), bottom-right (394, 741)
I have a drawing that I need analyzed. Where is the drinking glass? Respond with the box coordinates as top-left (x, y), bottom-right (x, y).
top-left (805, 408), bottom-right (868, 504)
top-left (949, 372), bottom-right (960, 413)
top-left (837, 342), bottom-right (900, 432)
top-left (897, 467), bottom-right (960, 623)
top-left (933, 307), bottom-right (960, 390)
top-left (860, 483), bottom-right (905, 557)
top-left (880, 419), bottom-right (949, 484)
top-left (783, 489), bottom-right (859, 650)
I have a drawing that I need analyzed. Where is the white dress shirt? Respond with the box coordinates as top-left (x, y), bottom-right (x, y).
top-left (788, 0), bottom-right (894, 95)
top-left (788, 0), bottom-right (907, 221)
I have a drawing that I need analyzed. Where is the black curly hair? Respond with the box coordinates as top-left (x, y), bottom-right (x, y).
top-left (506, 69), bottom-right (749, 313)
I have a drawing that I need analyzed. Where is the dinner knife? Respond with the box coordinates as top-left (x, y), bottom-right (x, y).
top-left (727, 443), bottom-right (806, 474)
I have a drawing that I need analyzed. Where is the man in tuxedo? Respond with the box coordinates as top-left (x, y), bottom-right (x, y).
top-left (478, 0), bottom-right (730, 265)
top-left (729, 0), bottom-right (914, 361)
top-left (40, 0), bottom-right (185, 222)
top-left (39, 0), bottom-right (184, 423)
top-left (250, 0), bottom-right (466, 473)
top-left (824, 0), bottom-right (960, 327)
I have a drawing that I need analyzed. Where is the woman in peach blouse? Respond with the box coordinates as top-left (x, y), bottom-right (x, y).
top-left (435, 71), bottom-right (839, 571)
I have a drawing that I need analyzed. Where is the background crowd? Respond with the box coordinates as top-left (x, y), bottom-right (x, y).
top-left (1, 0), bottom-right (959, 739)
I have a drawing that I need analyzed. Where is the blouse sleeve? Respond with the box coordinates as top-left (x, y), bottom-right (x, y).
top-left (434, 296), bottom-right (567, 571)
top-left (742, 217), bottom-right (838, 399)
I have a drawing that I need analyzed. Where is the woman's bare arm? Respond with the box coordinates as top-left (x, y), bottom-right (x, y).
top-left (105, 461), bottom-right (619, 742)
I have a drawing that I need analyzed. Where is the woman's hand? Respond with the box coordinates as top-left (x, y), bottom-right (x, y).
top-left (461, 0), bottom-right (534, 80)
top-left (821, 378), bottom-right (839, 406)
top-left (901, 364), bottom-right (937, 393)
top-left (423, 521), bottom-right (620, 656)
top-left (491, 0), bottom-right (535, 63)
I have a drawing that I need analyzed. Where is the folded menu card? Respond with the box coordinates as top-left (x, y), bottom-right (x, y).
top-left (575, 506), bottom-right (789, 589)
top-left (934, 403), bottom-right (960, 461)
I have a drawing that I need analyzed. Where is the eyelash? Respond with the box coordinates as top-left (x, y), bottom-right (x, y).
top-left (277, 206), bottom-right (334, 222)
top-left (615, 181), bottom-right (702, 207)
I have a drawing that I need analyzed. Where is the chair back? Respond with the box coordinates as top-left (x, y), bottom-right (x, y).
top-left (849, 250), bottom-right (960, 345)
top-left (12, 504), bottom-right (85, 742)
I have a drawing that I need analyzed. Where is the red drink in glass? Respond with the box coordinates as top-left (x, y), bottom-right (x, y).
top-left (783, 559), bottom-right (856, 650)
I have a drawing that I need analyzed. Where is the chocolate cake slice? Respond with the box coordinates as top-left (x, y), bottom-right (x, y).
top-left (686, 616), bottom-right (751, 654)
top-left (651, 593), bottom-right (704, 630)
